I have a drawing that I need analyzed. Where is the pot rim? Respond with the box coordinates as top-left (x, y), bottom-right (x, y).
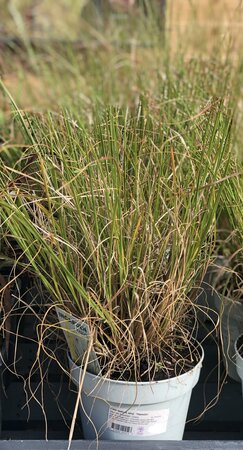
top-left (68, 341), bottom-right (204, 386)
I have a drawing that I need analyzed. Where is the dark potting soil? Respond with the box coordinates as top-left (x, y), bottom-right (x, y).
top-left (105, 339), bottom-right (202, 383)
top-left (98, 313), bottom-right (201, 382)
top-left (236, 334), bottom-right (243, 358)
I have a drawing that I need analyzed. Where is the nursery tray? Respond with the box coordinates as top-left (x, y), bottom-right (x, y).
top-left (1, 440), bottom-right (243, 449)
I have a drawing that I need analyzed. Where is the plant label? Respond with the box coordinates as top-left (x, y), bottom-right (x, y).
top-left (55, 306), bottom-right (100, 375)
top-left (108, 406), bottom-right (169, 436)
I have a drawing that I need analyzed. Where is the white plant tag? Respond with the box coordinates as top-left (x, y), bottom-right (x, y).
top-left (56, 307), bottom-right (100, 375)
top-left (108, 406), bottom-right (169, 436)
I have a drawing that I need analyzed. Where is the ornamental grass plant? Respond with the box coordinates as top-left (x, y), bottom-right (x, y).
top-left (0, 79), bottom-right (239, 382)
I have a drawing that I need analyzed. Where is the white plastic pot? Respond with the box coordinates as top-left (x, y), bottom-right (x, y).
top-left (234, 335), bottom-right (243, 386)
top-left (213, 294), bottom-right (243, 381)
top-left (235, 335), bottom-right (243, 394)
top-left (68, 344), bottom-right (203, 441)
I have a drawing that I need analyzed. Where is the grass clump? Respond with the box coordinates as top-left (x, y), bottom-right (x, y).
top-left (0, 85), bottom-right (239, 382)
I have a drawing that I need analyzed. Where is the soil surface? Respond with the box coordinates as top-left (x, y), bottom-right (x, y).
top-left (105, 338), bottom-right (202, 382)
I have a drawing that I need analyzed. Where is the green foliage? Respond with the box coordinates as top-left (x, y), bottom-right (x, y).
top-left (0, 84), bottom-right (239, 378)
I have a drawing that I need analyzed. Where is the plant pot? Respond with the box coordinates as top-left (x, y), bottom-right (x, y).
top-left (196, 258), bottom-right (227, 324)
top-left (196, 279), bottom-right (219, 324)
top-left (235, 335), bottom-right (243, 394)
top-left (68, 344), bottom-right (204, 441)
top-left (214, 294), bottom-right (243, 381)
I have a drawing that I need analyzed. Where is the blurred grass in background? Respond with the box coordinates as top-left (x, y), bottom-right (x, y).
top-left (1, 1), bottom-right (242, 53)
top-left (0, 0), bottom-right (243, 163)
